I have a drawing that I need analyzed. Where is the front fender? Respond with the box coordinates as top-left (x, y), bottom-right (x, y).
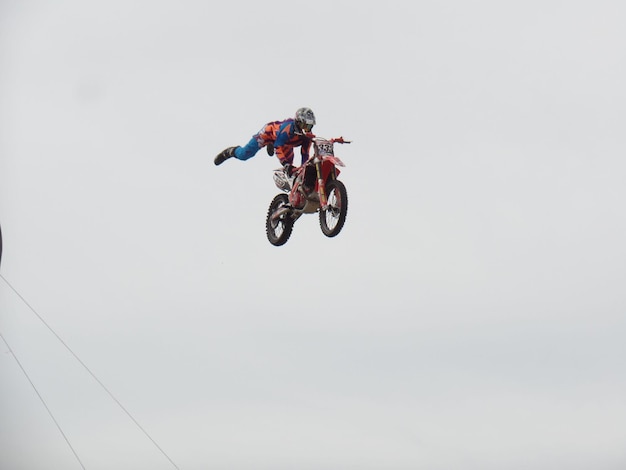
top-left (324, 155), bottom-right (345, 167)
top-left (321, 159), bottom-right (341, 182)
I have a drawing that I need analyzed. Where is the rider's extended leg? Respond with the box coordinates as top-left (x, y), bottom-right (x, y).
top-left (233, 137), bottom-right (262, 161)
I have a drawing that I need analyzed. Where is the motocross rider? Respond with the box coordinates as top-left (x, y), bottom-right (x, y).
top-left (214, 107), bottom-right (316, 178)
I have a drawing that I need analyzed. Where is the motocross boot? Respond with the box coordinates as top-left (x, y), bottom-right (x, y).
top-left (214, 146), bottom-right (238, 166)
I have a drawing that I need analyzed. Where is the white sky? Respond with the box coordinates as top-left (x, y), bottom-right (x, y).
top-left (1, 1), bottom-right (626, 469)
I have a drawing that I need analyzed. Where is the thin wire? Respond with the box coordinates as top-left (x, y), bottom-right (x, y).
top-left (0, 274), bottom-right (180, 470)
top-left (0, 331), bottom-right (87, 470)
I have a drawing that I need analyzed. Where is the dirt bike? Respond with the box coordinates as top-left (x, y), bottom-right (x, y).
top-left (265, 135), bottom-right (351, 246)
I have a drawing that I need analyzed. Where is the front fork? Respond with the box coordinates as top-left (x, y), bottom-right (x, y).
top-left (316, 162), bottom-right (335, 210)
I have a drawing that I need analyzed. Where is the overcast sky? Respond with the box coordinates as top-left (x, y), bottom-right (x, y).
top-left (2, 1), bottom-right (626, 469)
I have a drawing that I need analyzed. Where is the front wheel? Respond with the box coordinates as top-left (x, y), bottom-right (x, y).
top-left (319, 180), bottom-right (348, 237)
top-left (266, 194), bottom-right (294, 246)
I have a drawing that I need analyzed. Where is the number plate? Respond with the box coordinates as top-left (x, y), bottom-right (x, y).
top-left (316, 141), bottom-right (334, 156)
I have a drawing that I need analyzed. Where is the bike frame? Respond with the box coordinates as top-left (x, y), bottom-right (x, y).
top-left (270, 135), bottom-right (349, 219)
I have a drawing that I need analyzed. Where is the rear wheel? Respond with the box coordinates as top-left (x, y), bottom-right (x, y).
top-left (319, 180), bottom-right (348, 237)
top-left (266, 194), bottom-right (294, 246)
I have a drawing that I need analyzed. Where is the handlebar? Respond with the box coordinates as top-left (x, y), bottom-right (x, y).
top-left (305, 133), bottom-right (352, 144)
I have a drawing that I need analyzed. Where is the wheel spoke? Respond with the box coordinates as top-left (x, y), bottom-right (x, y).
top-left (266, 194), bottom-right (294, 246)
top-left (319, 180), bottom-right (347, 238)
top-left (325, 188), bottom-right (340, 228)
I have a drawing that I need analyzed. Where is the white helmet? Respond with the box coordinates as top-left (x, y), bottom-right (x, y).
top-left (295, 107), bottom-right (316, 133)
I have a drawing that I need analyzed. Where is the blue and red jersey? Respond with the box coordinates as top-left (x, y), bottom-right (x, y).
top-left (255, 119), bottom-right (312, 166)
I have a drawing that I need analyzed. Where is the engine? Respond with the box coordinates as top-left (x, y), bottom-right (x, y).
top-left (289, 187), bottom-right (306, 209)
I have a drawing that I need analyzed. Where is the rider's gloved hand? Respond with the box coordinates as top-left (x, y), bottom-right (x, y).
top-left (283, 163), bottom-right (296, 177)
